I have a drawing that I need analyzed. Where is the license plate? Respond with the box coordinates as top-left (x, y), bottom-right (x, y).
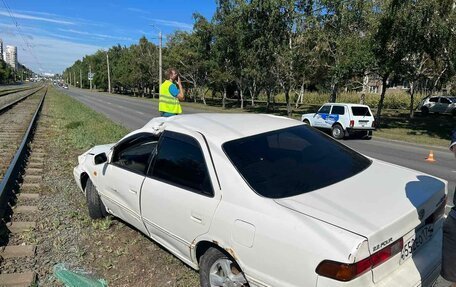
top-left (400, 225), bottom-right (433, 264)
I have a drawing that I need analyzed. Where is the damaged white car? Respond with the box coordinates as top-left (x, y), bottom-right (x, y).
top-left (74, 113), bottom-right (446, 287)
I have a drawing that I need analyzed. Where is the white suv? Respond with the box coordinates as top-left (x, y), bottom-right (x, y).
top-left (419, 96), bottom-right (456, 116)
top-left (301, 103), bottom-right (375, 139)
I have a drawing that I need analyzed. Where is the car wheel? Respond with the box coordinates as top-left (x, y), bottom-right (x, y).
top-left (303, 119), bottom-right (310, 126)
top-left (331, 124), bottom-right (344, 140)
top-left (421, 107), bottom-right (429, 116)
top-left (452, 109), bottom-right (456, 117)
top-left (85, 179), bottom-right (108, 219)
top-left (199, 247), bottom-right (249, 287)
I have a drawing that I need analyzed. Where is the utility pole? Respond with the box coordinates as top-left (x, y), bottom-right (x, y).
top-left (106, 52), bottom-right (111, 93)
top-left (159, 31), bottom-right (162, 90)
top-left (80, 69), bottom-right (82, 88)
top-left (89, 65), bottom-right (92, 90)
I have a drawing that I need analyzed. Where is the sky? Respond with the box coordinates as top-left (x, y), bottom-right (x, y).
top-left (0, 0), bottom-right (216, 75)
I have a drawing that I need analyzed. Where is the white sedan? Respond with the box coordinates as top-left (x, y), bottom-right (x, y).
top-left (73, 113), bottom-right (447, 287)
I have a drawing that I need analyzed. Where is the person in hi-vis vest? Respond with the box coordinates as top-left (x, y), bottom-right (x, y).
top-left (159, 68), bottom-right (185, 117)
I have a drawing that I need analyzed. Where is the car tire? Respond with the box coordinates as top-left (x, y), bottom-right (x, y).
top-left (452, 109), bottom-right (456, 117)
top-left (331, 124), bottom-right (344, 140)
top-left (421, 107), bottom-right (429, 116)
top-left (85, 179), bottom-right (108, 219)
top-left (199, 247), bottom-right (249, 287)
top-left (303, 119), bottom-right (311, 126)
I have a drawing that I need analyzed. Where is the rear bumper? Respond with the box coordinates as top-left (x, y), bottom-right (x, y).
top-left (375, 226), bottom-right (442, 287)
top-left (347, 127), bottom-right (375, 132)
top-left (316, 227), bottom-right (442, 287)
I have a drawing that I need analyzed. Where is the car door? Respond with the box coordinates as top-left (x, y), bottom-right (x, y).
top-left (427, 97), bottom-right (439, 112)
top-left (314, 105), bottom-right (332, 128)
top-left (439, 97), bottom-right (451, 113)
top-left (140, 130), bottom-right (221, 261)
top-left (100, 133), bottom-right (158, 234)
top-left (328, 105), bottom-right (344, 126)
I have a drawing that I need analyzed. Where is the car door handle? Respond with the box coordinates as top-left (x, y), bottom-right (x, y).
top-left (128, 189), bottom-right (138, 194)
top-left (190, 212), bottom-right (203, 224)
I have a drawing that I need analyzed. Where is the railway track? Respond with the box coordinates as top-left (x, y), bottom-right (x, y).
top-left (0, 86), bottom-right (48, 286)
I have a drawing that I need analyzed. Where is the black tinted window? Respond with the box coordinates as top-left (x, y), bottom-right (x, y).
top-left (223, 126), bottom-right (371, 199)
top-left (112, 133), bottom-right (158, 175)
top-left (351, 107), bottom-right (371, 116)
top-left (318, 105), bottom-right (331, 113)
top-left (429, 97), bottom-right (439, 103)
top-left (331, 106), bottom-right (345, 115)
top-left (150, 132), bottom-right (213, 196)
top-left (440, 98), bottom-right (451, 104)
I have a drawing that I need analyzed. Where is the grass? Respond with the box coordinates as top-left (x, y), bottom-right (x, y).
top-left (51, 87), bottom-right (128, 150)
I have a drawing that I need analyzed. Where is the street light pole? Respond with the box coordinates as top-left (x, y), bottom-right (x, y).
top-left (107, 52), bottom-right (111, 94)
top-left (89, 65), bottom-right (92, 90)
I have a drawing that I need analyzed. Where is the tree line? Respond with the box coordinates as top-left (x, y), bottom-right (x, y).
top-left (0, 60), bottom-right (32, 84)
top-left (63, 0), bottom-right (456, 124)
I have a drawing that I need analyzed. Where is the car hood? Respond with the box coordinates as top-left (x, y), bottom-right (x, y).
top-left (78, 144), bottom-right (114, 165)
top-left (86, 143), bottom-right (114, 156)
top-left (274, 159), bottom-right (446, 254)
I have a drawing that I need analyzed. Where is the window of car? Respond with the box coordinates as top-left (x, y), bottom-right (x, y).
top-left (440, 98), bottom-right (451, 104)
top-left (351, 106), bottom-right (371, 116)
top-left (223, 125), bottom-right (372, 199)
top-left (429, 97), bottom-right (439, 103)
top-left (331, 105), bottom-right (345, 115)
top-left (111, 133), bottom-right (159, 175)
top-left (318, 105), bottom-right (331, 114)
top-left (149, 131), bottom-right (213, 196)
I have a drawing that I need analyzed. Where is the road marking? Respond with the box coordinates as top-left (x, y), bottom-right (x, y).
top-left (135, 111), bottom-right (145, 115)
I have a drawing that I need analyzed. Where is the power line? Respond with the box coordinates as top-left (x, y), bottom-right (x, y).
top-left (1, 0), bottom-right (44, 73)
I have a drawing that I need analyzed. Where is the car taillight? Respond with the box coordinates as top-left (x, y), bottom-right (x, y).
top-left (349, 120), bottom-right (354, 127)
top-left (372, 120), bottom-right (376, 128)
top-left (425, 195), bottom-right (447, 225)
top-left (316, 238), bottom-right (403, 281)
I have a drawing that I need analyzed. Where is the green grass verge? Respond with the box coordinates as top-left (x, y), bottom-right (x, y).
top-left (49, 87), bottom-right (128, 151)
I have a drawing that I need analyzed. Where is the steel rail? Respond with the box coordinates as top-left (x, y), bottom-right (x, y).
top-left (0, 86), bottom-right (44, 114)
top-left (0, 86), bottom-right (35, 97)
top-left (0, 86), bottom-right (47, 219)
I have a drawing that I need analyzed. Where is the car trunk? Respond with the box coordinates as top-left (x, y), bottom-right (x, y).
top-left (351, 106), bottom-right (374, 128)
top-left (274, 159), bottom-right (446, 282)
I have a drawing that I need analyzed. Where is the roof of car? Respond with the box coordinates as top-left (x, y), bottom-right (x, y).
top-left (141, 113), bottom-right (302, 144)
top-left (322, 103), bottom-right (371, 107)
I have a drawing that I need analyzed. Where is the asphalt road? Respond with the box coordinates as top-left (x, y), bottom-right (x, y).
top-left (60, 86), bottom-right (454, 286)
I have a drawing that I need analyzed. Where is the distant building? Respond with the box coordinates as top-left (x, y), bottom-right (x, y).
top-left (5, 45), bottom-right (17, 70)
top-left (0, 39), bottom-right (3, 61)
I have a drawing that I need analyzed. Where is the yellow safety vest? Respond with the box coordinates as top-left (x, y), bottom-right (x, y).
top-left (159, 80), bottom-right (182, 114)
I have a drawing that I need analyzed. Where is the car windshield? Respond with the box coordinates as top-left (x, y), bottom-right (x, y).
top-left (449, 97), bottom-right (456, 103)
top-left (351, 106), bottom-right (371, 116)
top-left (223, 125), bottom-right (372, 199)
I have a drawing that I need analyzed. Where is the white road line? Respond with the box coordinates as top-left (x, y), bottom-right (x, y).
top-left (135, 111), bottom-right (145, 115)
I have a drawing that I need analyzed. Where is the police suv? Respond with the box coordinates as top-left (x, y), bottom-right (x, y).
top-left (301, 103), bottom-right (375, 139)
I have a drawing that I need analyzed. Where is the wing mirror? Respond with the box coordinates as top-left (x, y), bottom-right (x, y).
top-left (94, 152), bottom-right (108, 165)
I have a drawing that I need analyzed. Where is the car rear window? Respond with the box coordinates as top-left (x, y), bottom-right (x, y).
top-left (351, 106), bottom-right (371, 116)
top-left (223, 125), bottom-right (372, 199)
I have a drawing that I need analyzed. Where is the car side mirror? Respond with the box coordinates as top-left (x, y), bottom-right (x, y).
top-left (94, 152), bottom-right (108, 165)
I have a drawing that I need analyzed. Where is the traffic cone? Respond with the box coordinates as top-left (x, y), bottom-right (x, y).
top-left (425, 150), bottom-right (436, 162)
